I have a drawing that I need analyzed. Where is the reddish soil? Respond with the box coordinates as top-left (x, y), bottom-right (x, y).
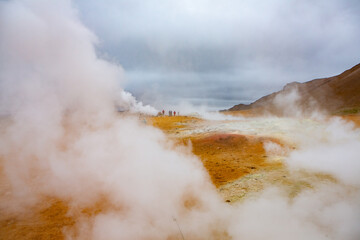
top-left (1, 114), bottom-right (350, 239)
top-left (342, 114), bottom-right (360, 127)
top-left (0, 200), bottom-right (74, 240)
top-left (150, 116), bottom-right (285, 188)
top-left (190, 133), bottom-right (282, 187)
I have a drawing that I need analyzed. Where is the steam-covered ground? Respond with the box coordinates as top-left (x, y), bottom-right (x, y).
top-left (1, 113), bottom-right (360, 239)
top-left (151, 114), bottom-right (360, 201)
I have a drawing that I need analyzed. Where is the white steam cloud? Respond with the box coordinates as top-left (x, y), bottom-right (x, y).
top-left (0, 1), bottom-right (228, 238)
top-left (0, 0), bottom-right (156, 117)
top-left (0, 1), bottom-right (359, 239)
top-left (287, 117), bottom-right (360, 186)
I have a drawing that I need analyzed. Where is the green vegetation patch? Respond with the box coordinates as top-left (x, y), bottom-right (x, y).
top-left (335, 107), bottom-right (360, 115)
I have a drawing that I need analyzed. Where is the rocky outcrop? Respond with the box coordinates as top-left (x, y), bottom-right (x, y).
top-left (228, 63), bottom-right (360, 114)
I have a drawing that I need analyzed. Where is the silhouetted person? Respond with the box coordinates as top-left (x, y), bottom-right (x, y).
top-left (174, 111), bottom-right (176, 116)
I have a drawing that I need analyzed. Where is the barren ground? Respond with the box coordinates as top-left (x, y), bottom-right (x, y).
top-left (0, 112), bottom-right (359, 239)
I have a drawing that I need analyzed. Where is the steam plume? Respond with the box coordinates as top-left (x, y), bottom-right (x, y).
top-left (0, 1), bottom-right (359, 239)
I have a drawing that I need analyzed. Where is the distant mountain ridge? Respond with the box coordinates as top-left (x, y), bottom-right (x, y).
top-left (228, 63), bottom-right (360, 114)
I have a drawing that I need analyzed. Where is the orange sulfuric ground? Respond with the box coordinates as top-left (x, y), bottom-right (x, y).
top-left (189, 133), bottom-right (282, 187)
top-left (0, 200), bottom-right (74, 240)
top-left (342, 114), bottom-right (360, 127)
top-left (150, 116), bottom-right (284, 187)
top-left (0, 113), bottom-right (358, 239)
top-left (149, 115), bottom-right (203, 132)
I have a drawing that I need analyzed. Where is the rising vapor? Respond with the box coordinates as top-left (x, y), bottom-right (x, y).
top-left (0, 1), bottom-right (359, 239)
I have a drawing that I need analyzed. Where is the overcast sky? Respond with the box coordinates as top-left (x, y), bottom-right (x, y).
top-left (74, 0), bottom-right (360, 110)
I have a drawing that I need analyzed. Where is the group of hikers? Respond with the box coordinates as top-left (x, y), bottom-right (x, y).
top-left (158, 109), bottom-right (179, 116)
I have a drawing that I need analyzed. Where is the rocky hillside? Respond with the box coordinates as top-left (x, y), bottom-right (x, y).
top-left (228, 63), bottom-right (360, 114)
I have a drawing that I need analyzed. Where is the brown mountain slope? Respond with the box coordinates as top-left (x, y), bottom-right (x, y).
top-left (228, 63), bottom-right (360, 115)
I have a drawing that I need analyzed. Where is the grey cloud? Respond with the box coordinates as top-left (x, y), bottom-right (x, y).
top-left (75, 0), bottom-right (360, 109)
top-left (105, 40), bottom-right (237, 72)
